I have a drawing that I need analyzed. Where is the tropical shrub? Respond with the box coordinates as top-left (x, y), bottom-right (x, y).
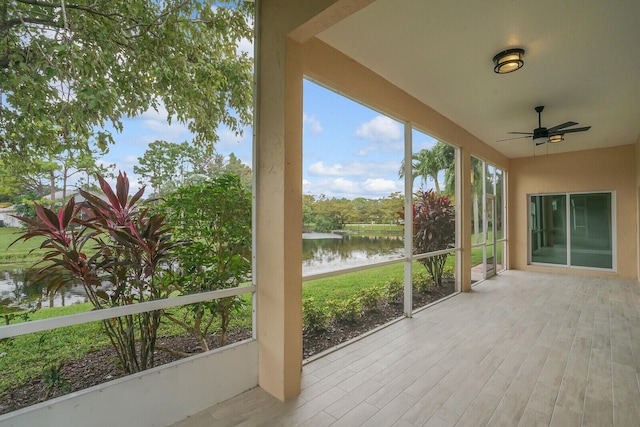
top-left (161, 174), bottom-right (251, 349)
top-left (384, 278), bottom-right (403, 303)
top-left (13, 172), bottom-right (176, 374)
top-left (413, 270), bottom-right (433, 292)
top-left (329, 297), bottom-right (362, 323)
top-left (302, 297), bottom-right (329, 334)
top-left (412, 190), bottom-right (455, 286)
top-left (358, 286), bottom-right (382, 311)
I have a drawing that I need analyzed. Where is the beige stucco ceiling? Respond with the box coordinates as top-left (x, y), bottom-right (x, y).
top-left (316, 0), bottom-right (640, 158)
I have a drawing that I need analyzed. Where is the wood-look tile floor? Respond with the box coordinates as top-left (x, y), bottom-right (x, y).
top-left (171, 271), bottom-right (640, 426)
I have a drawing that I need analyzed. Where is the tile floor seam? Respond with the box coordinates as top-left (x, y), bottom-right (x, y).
top-left (540, 282), bottom-right (584, 426)
top-left (580, 279), bottom-right (601, 427)
top-left (518, 290), bottom-right (575, 427)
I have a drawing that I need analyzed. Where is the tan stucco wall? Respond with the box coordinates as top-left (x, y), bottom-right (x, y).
top-left (509, 145), bottom-right (637, 278)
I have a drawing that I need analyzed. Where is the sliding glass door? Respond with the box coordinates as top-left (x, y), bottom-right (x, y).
top-left (529, 192), bottom-right (613, 270)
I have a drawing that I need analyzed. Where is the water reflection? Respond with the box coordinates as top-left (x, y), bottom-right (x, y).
top-left (0, 269), bottom-right (89, 311)
top-left (302, 233), bottom-right (404, 275)
top-left (1, 234), bottom-right (405, 307)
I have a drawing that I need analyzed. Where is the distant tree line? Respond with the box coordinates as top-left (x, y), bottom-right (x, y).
top-left (303, 192), bottom-right (404, 232)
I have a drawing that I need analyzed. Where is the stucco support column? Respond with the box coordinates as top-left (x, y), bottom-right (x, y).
top-left (254, 4), bottom-right (304, 401)
top-left (460, 150), bottom-right (473, 291)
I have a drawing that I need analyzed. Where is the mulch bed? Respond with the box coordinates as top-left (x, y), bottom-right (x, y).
top-left (0, 282), bottom-right (455, 415)
top-left (303, 281), bottom-right (455, 359)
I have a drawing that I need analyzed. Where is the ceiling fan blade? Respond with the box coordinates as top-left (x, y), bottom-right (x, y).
top-left (507, 131), bottom-right (533, 135)
top-left (546, 121), bottom-right (578, 133)
top-left (554, 126), bottom-right (592, 135)
top-left (496, 135), bottom-right (531, 142)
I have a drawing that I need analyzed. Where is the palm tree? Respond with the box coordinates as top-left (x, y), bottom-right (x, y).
top-left (398, 141), bottom-right (454, 195)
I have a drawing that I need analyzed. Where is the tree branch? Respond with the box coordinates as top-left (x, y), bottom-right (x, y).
top-left (16, 0), bottom-right (125, 20)
top-left (6, 17), bottom-right (61, 28)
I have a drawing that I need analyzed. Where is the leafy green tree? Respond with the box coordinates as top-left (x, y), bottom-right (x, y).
top-left (162, 174), bottom-right (251, 349)
top-left (302, 194), bottom-right (317, 229)
top-left (2, 136), bottom-right (113, 200)
top-left (223, 153), bottom-right (252, 190)
top-left (314, 196), bottom-right (352, 230)
top-left (11, 190), bottom-right (42, 220)
top-left (55, 145), bottom-right (114, 199)
top-left (1, 1), bottom-right (253, 155)
top-left (0, 159), bottom-right (22, 202)
top-left (302, 192), bottom-right (405, 231)
top-left (134, 140), bottom-right (199, 196)
top-left (350, 197), bottom-right (369, 224)
top-left (136, 140), bottom-right (252, 195)
top-left (379, 192), bottom-right (404, 224)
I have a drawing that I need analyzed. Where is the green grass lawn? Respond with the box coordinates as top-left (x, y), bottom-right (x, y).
top-left (0, 227), bottom-right (46, 266)
top-left (304, 261), bottom-right (417, 301)
top-left (0, 303), bottom-right (105, 393)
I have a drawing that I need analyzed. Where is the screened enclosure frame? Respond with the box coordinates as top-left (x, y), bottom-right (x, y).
top-left (301, 77), bottom-right (462, 317)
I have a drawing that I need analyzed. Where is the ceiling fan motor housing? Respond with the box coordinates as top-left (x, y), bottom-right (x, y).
top-left (533, 127), bottom-right (548, 138)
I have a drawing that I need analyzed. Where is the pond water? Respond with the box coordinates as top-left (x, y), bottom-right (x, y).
top-left (0, 269), bottom-right (89, 312)
top-left (303, 232), bottom-right (404, 276)
top-left (0, 233), bottom-right (404, 309)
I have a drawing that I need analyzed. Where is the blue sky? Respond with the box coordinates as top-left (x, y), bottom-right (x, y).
top-left (102, 78), bottom-right (440, 200)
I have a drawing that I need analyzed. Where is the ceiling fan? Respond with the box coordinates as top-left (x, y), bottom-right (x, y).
top-left (500, 106), bottom-right (591, 145)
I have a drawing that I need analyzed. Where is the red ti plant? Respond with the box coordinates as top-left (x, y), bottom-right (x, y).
top-left (13, 172), bottom-right (176, 374)
top-left (399, 189), bottom-right (455, 287)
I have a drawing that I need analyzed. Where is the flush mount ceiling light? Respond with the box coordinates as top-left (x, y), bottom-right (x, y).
top-left (548, 134), bottom-right (564, 143)
top-left (493, 48), bottom-right (525, 74)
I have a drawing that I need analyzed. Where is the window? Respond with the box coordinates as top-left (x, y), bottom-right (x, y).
top-left (529, 192), bottom-right (614, 270)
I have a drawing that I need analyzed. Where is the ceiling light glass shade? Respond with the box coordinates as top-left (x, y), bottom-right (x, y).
top-left (548, 134), bottom-right (564, 143)
top-left (493, 48), bottom-right (525, 74)
top-left (533, 136), bottom-right (547, 145)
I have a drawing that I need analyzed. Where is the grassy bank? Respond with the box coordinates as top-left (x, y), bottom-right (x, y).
top-left (304, 261), bottom-right (406, 300)
top-left (0, 227), bottom-right (45, 266)
top-left (343, 223), bottom-right (402, 236)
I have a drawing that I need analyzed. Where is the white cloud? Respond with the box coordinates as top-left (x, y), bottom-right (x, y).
top-left (121, 155), bottom-right (138, 165)
top-left (355, 115), bottom-right (402, 143)
top-left (308, 160), bottom-right (400, 177)
top-left (303, 113), bottom-right (323, 136)
top-left (415, 138), bottom-right (438, 151)
top-left (362, 178), bottom-right (401, 193)
top-left (217, 126), bottom-right (248, 150)
top-left (308, 161), bottom-right (346, 176)
top-left (329, 178), bottom-right (361, 195)
top-left (135, 103), bottom-right (191, 142)
top-left (354, 115), bottom-right (403, 155)
top-left (303, 177), bottom-right (402, 199)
